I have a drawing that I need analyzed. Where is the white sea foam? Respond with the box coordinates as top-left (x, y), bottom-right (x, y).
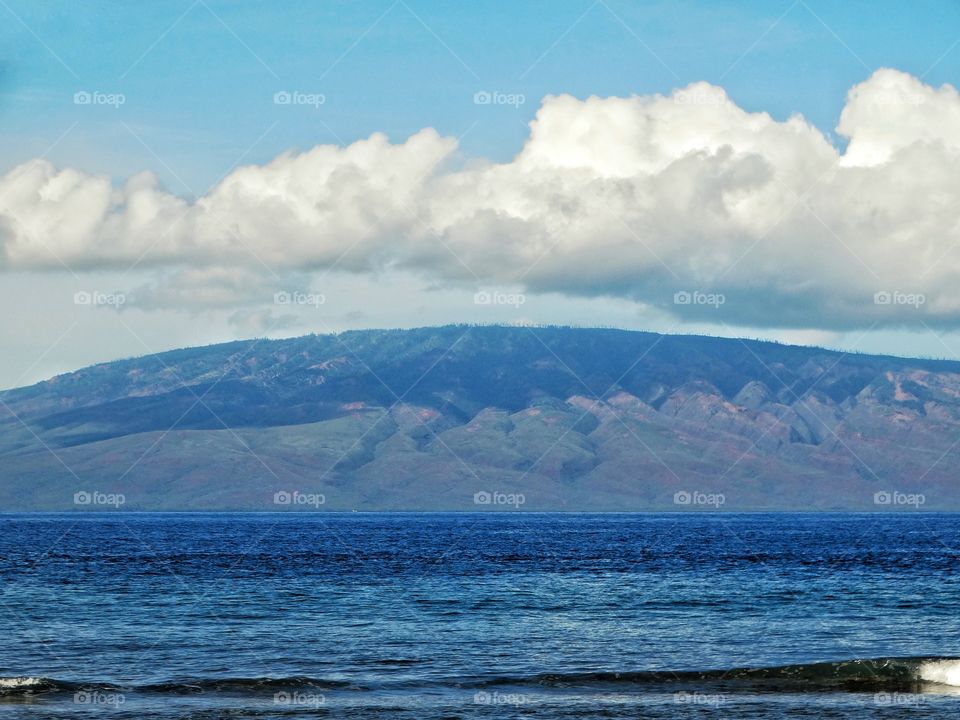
top-left (919, 660), bottom-right (960, 687)
top-left (0, 677), bottom-right (48, 690)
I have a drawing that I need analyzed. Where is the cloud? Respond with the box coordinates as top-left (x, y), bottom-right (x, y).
top-left (2, 68), bottom-right (959, 330)
top-left (227, 307), bottom-right (300, 335)
top-left (838, 69), bottom-right (960, 167)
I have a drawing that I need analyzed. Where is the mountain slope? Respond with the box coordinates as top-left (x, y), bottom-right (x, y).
top-left (1, 325), bottom-right (958, 510)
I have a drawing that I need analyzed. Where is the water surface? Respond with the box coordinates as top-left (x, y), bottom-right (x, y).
top-left (2, 512), bottom-right (959, 717)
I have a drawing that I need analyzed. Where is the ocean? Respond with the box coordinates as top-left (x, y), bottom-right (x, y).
top-left (2, 512), bottom-right (959, 718)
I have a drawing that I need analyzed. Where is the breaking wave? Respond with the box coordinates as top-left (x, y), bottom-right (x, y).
top-left (4, 658), bottom-right (960, 698)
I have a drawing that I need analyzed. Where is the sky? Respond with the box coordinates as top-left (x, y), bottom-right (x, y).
top-left (2, 0), bottom-right (960, 388)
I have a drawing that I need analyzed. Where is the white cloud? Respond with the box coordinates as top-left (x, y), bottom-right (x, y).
top-left (2, 68), bottom-right (959, 330)
top-left (839, 69), bottom-right (960, 167)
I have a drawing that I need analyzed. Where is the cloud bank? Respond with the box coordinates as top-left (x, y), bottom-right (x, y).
top-left (2, 68), bottom-right (960, 330)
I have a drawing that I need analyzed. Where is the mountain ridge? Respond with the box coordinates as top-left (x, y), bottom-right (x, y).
top-left (1, 324), bottom-right (958, 510)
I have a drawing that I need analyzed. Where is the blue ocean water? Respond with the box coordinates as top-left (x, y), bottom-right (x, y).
top-left (2, 513), bottom-right (960, 718)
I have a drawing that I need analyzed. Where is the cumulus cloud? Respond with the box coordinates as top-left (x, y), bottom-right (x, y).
top-left (2, 68), bottom-right (959, 330)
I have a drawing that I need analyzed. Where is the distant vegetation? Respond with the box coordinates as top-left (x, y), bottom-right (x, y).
top-left (1, 325), bottom-right (958, 510)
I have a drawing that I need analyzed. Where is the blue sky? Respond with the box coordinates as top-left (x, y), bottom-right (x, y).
top-left (2, 0), bottom-right (960, 387)
top-left (4, 0), bottom-right (959, 190)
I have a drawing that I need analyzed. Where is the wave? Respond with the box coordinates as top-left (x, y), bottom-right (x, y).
top-left (0, 677), bottom-right (64, 693)
top-left (4, 658), bottom-right (960, 698)
top-left (479, 658), bottom-right (960, 692)
top-left (140, 677), bottom-right (360, 693)
top-left (0, 675), bottom-right (358, 697)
